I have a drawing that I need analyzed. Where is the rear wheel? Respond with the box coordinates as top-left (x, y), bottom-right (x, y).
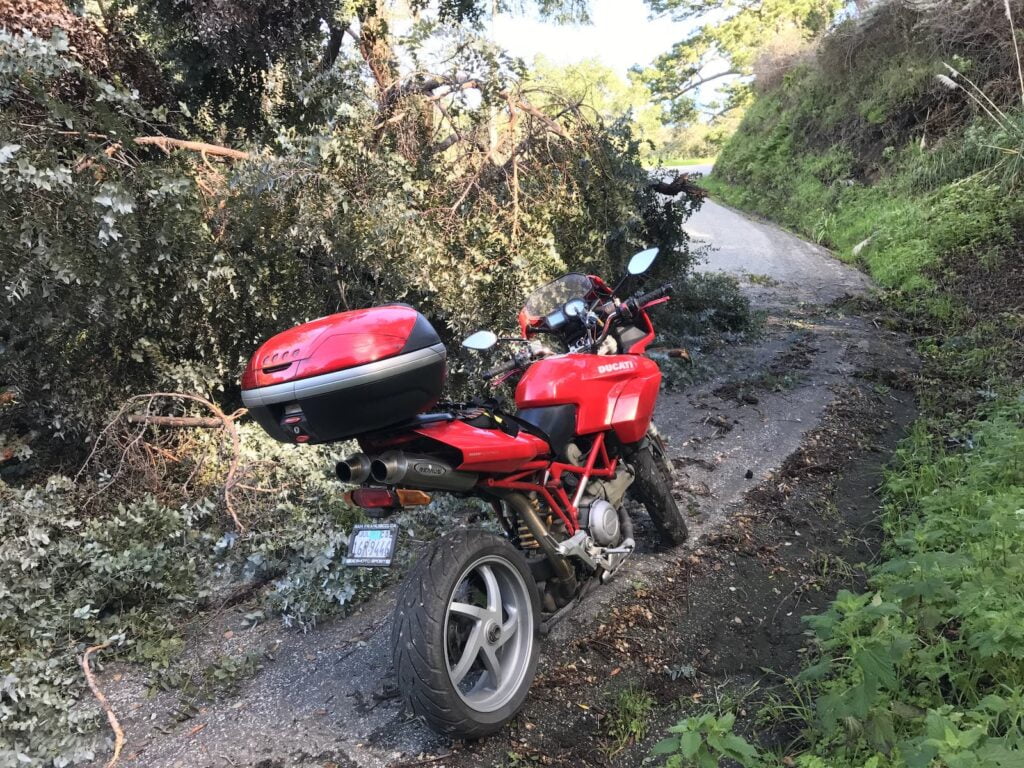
top-left (391, 528), bottom-right (540, 739)
top-left (630, 428), bottom-right (689, 546)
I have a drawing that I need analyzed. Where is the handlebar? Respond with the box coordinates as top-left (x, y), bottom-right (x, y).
top-left (633, 282), bottom-right (674, 308)
top-left (610, 282), bottom-right (674, 322)
top-left (483, 358), bottom-right (520, 380)
top-left (482, 282), bottom-right (674, 378)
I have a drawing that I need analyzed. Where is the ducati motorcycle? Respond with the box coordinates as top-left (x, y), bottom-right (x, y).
top-left (240, 247), bottom-right (687, 738)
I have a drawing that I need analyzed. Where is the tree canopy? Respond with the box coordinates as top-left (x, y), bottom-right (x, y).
top-left (525, 55), bottom-right (666, 154)
top-left (636, 0), bottom-right (844, 124)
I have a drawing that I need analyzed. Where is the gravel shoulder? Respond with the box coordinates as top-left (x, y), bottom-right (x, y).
top-left (97, 179), bottom-right (918, 768)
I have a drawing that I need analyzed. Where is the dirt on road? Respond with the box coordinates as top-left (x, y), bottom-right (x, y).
top-left (97, 179), bottom-right (918, 768)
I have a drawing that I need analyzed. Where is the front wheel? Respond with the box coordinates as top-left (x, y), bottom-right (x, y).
top-left (391, 528), bottom-right (540, 739)
top-left (630, 429), bottom-right (689, 546)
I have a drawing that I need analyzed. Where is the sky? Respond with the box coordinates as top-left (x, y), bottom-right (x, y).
top-left (488, 0), bottom-right (698, 77)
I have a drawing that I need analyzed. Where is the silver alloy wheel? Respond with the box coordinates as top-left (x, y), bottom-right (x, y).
top-left (443, 554), bottom-right (535, 713)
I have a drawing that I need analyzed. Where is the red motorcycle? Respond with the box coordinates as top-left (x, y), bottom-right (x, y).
top-left (241, 248), bottom-right (687, 738)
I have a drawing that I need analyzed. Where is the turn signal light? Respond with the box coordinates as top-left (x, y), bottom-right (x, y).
top-left (345, 488), bottom-right (432, 509)
top-left (395, 489), bottom-right (432, 507)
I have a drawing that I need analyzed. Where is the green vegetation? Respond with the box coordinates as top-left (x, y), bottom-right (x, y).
top-left (606, 686), bottom-right (657, 754)
top-left (661, 156), bottom-right (718, 167)
top-left (795, 404), bottom-right (1024, 765)
top-left (657, 1), bottom-right (1024, 766)
top-left (653, 712), bottom-right (763, 768)
top-left (0, 1), bottom-right (735, 764)
top-left (0, 422), bottom-right (401, 764)
top-left (527, 55), bottom-right (666, 158)
top-left (637, 0), bottom-right (842, 125)
top-left (706, 0), bottom-right (1024, 407)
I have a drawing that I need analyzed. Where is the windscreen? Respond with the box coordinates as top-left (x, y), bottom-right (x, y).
top-left (522, 273), bottom-right (594, 320)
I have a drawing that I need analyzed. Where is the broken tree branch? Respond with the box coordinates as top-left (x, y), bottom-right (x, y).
top-left (81, 641), bottom-right (125, 768)
top-left (77, 393), bottom-right (249, 531)
top-left (650, 173), bottom-right (706, 200)
top-left (500, 91), bottom-right (571, 139)
top-left (670, 68), bottom-right (741, 99)
top-left (125, 414), bottom-right (225, 429)
top-left (133, 137), bottom-right (250, 160)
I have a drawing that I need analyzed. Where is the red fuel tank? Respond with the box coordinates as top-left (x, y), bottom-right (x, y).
top-left (515, 354), bottom-right (661, 444)
top-left (241, 305), bottom-right (446, 444)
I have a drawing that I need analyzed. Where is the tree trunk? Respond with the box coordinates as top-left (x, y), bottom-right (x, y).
top-left (355, 0), bottom-right (399, 100)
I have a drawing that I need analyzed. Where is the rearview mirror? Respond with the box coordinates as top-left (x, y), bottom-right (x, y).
top-left (627, 247), bottom-right (659, 275)
top-left (462, 330), bottom-right (498, 351)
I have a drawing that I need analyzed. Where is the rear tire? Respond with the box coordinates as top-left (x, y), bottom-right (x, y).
top-left (630, 430), bottom-right (689, 546)
top-left (391, 528), bottom-right (540, 739)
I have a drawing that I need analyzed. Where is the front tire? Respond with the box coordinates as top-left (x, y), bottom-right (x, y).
top-left (630, 429), bottom-right (689, 546)
top-left (391, 528), bottom-right (540, 739)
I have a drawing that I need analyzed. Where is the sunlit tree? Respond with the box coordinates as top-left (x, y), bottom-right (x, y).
top-left (636, 0), bottom-right (844, 124)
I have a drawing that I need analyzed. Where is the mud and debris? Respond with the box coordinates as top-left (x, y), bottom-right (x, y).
top-left (93, 187), bottom-right (917, 768)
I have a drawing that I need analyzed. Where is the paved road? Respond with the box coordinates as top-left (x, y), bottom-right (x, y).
top-left (680, 164), bottom-right (871, 307)
top-left (100, 166), bottom-right (899, 768)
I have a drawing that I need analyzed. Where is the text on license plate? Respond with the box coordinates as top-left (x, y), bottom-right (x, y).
top-left (343, 523), bottom-right (398, 567)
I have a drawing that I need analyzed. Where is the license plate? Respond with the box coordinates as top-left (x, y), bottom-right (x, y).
top-left (343, 523), bottom-right (399, 567)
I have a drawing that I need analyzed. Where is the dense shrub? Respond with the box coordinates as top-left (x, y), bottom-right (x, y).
top-left (0, 22), bottom-right (699, 456)
top-left (0, 420), bottom-right (401, 766)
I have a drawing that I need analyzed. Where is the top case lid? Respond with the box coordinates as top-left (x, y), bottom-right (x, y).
top-left (241, 305), bottom-right (441, 391)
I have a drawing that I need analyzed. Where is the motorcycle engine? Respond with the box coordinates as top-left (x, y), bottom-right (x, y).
top-left (583, 499), bottom-right (620, 546)
top-left (576, 461), bottom-right (635, 547)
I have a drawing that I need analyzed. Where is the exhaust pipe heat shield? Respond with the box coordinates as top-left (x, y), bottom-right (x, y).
top-left (370, 451), bottom-right (478, 492)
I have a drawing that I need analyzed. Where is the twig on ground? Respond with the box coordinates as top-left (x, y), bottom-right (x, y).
top-left (125, 414), bottom-right (225, 429)
top-left (389, 754), bottom-right (454, 767)
top-left (80, 641), bottom-right (125, 768)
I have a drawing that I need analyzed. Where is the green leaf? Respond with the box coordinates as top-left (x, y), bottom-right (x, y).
top-left (680, 730), bottom-right (702, 758)
top-left (652, 736), bottom-right (680, 755)
top-left (854, 644), bottom-right (897, 691)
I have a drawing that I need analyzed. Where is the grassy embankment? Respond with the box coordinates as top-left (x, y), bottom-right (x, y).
top-left (654, 3), bottom-right (1024, 766)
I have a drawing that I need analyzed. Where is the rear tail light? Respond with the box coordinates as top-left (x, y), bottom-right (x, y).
top-left (345, 488), bottom-right (431, 510)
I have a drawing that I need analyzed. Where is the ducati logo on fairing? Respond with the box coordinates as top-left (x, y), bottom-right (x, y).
top-left (598, 360), bottom-right (637, 375)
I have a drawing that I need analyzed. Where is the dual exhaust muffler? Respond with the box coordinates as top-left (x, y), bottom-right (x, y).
top-left (336, 450), bottom-right (478, 492)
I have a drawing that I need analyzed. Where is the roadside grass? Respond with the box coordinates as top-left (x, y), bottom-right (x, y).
top-left (605, 685), bottom-right (657, 756)
top-left (651, 30), bottom-right (1024, 768)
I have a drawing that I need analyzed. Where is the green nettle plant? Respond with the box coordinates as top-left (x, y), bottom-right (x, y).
top-left (652, 712), bottom-right (763, 768)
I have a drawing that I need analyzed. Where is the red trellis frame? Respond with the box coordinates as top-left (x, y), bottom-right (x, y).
top-left (482, 432), bottom-right (617, 533)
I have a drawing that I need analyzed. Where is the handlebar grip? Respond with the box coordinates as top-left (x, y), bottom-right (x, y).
top-left (635, 282), bottom-right (674, 307)
top-left (483, 358), bottom-right (519, 380)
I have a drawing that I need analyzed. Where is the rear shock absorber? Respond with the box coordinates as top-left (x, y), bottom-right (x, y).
top-left (500, 492), bottom-right (577, 610)
top-left (518, 520), bottom-right (540, 549)
top-left (519, 511), bottom-right (559, 549)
